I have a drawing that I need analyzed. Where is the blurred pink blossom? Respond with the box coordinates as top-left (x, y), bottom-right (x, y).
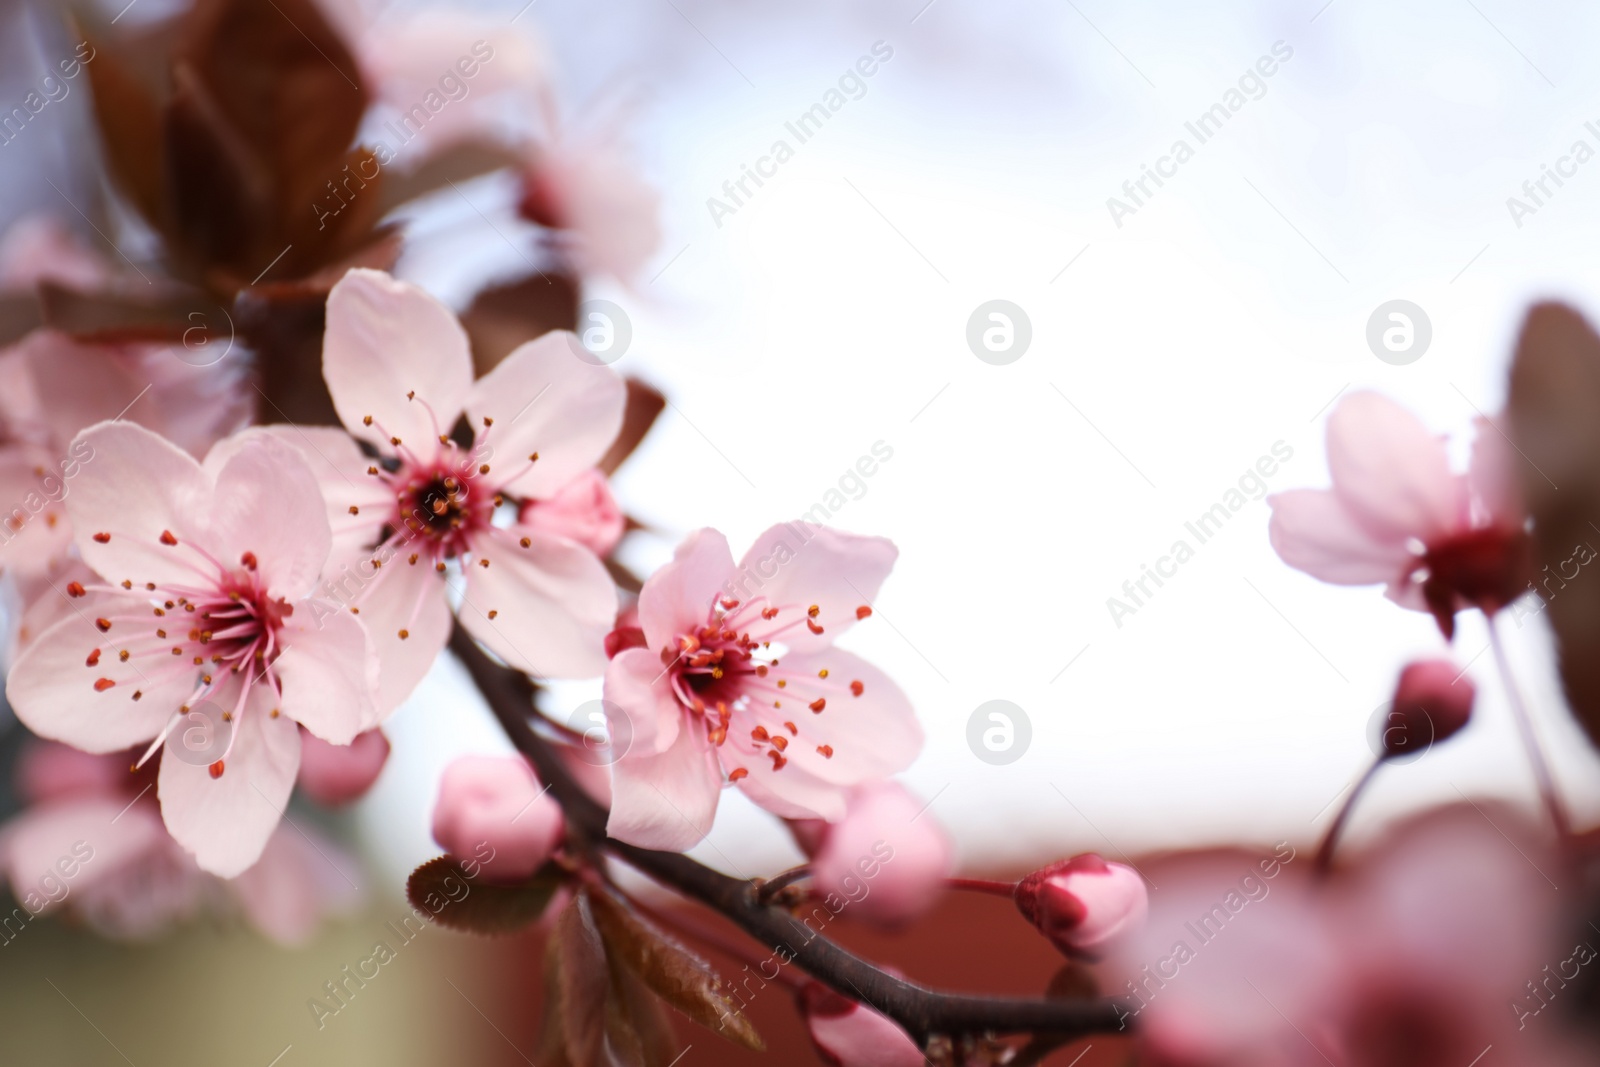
top-left (432, 754), bottom-right (563, 883)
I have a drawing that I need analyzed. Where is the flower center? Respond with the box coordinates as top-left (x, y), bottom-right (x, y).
top-left (380, 447), bottom-right (497, 563)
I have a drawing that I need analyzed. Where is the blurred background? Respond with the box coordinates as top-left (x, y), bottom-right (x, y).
top-left (3, 0), bottom-right (1600, 1062)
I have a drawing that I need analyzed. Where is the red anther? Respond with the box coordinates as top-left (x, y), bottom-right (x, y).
top-left (770, 735), bottom-right (788, 752)
top-left (159, 530), bottom-right (178, 545)
top-left (762, 607), bottom-right (779, 619)
top-left (721, 597), bottom-right (740, 610)
top-left (850, 680), bottom-right (864, 697)
top-left (93, 677), bottom-right (114, 691)
top-left (816, 744), bottom-right (834, 759)
top-left (856, 605), bottom-right (872, 619)
top-left (809, 698), bottom-right (826, 713)
top-left (86, 649), bottom-right (101, 667)
top-left (209, 761), bottom-right (225, 779)
top-left (92, 532), bottom-right (110, 543)
top-left (240, 551), bottom-right (258, 570)
top-left (728, 768), bottom-right (749, 782)
top-left (806, 619), bottom-right (824, 635)
top-left (95, 618), bottom-right (111, 632)
top-left (67, 581), bottom-right (86, 597)
top-left (807, 604), bottom-right (820, 618)
top-left (751, 726), bottom-right (770, 742)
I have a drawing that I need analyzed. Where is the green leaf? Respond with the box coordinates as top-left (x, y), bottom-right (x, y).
top-left (404, 856), bottom-right (563, 936)
top-left (584, 887), bottom-right (764, 1051)
top-left (1506, 303), bottom-right (1600, 751)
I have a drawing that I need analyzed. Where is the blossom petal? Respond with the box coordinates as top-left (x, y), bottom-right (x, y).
top-left (637, 528), bottom-right (735, 650)
top-left (348, 555), bottom-right (451, 722)
top-left (1326, 392), bottom-right (1462, 543)
top-left (231, 823), bottom-right (362, 944)
top-left (0, 447), bottom-right (74, 578)
top-left (460, 527), bottom-right (615, 679)
top-left (6, 606), bottom-right (193, 753)
top-left (727, 650), bottom-right (920, 820)
top-left (322, 269), bottom-right (473, 453)
top-left (1267, 489), bottom-right (1412, 586)
top-left (465, 331), bottom-right (626, 500)
top-left (203, 433), bottom-right (332, 601)
top-left (63, 421), bottom-right (213, 590)
top-left (3, 797), bottom-right (167, 909)
top-left (735, 523), bottom-right (898, 655)
top-left (158, 689), bottom-right (301, 878)
top-left (274, 603), bottom-right (380, 744)
top-left (219, 426), bottom-right (391, 559)
top-left (606, 719), bottom-right (722, 851)
top-left (603, 646), bottom-right (682, 757)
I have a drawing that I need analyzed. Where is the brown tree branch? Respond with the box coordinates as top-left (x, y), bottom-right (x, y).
top-left (449, 625), bottom-right (1133, 1045)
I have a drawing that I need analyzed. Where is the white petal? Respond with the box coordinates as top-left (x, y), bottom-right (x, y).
top-left (1326, 392), bottom-right (1463, 543)
top-left (63, 422), bottom-right (213, 590)
top-left (6, 607), bottom-right (192, 753)
top-left (274, 604), bottom-right (380, 744)
top-left (158, 690), bottom-right (301, 878)
top-left (735, 522), bottom-right (898, 655)
top-left (322, 269), bottom-right (473, 453)
top-left (203, 432), bottom-right (332, 601)
top-left (1267, 489), bottom-right (1412, 586)
top-left (637, 528), bottom-right (735, 649)
top-left (605, 719), bottom-right (722, 851)
top-left (603, 646), bottom-right (683, 757)
top-left (460, 527), bottom-right (615, 679)
top-left (465, 331), bottom-right (627, 500)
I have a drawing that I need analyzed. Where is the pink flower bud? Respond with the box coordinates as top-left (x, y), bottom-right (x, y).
top-left (1385, 659), bottom-right (1473, 758)
top-left (800, 982), bottom-right (925, 1067)
top-left (518, 468), bottom-right (625, 558)
top-left (1014, 853), bottom-right (1147, 960)
top-left (297, 728), bottom-right (390, 806)
top-left (432, 755), bottom-right (563, 883)
top-left (793, 782), bottom-right (952, 929)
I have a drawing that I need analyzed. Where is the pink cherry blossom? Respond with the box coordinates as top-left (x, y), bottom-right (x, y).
top-left (520, 132), bottom-right (662, 283)
top-left (1, 742), bottom-right (359, 943)
top-left (1268, 392), bottom-right (1530, 638)
top-left (790, 781), bottom-right (952, 928)
top-left (275, 268), bottom-right (625, 691)
top-left (297, 727), bottom-right (391, 806)
top-left (602, 523), bottom-right (922, 851)
top-left (318, 0), bottom-right (546, 163)
top-left (1109, 810), bottom-right (1585, 1066)
top-left (1015, 853), bottom-right (1148, 961)
top-left (517, 467), bottom-right (624, 558)
top-left (800, 982), bottom-right (925, 1067)
top-left (432, 755), bottom-right (563, 883)
top-left (5, 422), bottom-right (379, 876)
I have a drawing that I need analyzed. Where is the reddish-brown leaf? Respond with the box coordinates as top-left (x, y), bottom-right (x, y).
top-left (584, 887), bottom-right (763, 1050)
top-left (556, 893), bottom-right (611, 1066)
top-left (1506, 302), bottom-right (1600, 751)
top-left (405, 856), bottom-right (563, 936)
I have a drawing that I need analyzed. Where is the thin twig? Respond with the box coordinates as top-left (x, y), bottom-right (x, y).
top-left (449, 625), bottom-right (1133, 1043)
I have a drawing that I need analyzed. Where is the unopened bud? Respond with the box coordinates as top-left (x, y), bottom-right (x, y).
top-left (1014, 853), bottom-right (1147, 960)
top-left (1384, 659), bottom-right (1473, 759)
